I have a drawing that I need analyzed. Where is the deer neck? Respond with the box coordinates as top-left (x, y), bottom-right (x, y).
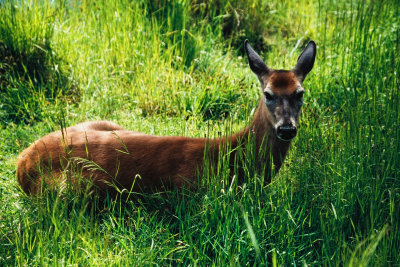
top-left (220, 99), bottom-right (292, 172)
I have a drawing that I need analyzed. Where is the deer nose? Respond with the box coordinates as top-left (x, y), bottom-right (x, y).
top-left (277, 125), bottom-right (297, 141)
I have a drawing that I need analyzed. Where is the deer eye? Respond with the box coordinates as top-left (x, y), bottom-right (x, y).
top-left (264, 92), bottom-right (274, 101)
top-left (296, 91), bottom-right (304, 100)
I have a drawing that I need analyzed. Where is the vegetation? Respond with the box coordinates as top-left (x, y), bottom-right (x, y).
top-left (1, 0), bottom-right (399, 265)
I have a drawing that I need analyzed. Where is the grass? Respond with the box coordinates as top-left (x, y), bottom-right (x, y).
top-left (1, 0), bottom-right (399, 265)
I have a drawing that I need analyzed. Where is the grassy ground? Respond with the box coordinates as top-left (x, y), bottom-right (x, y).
top-left (1, 0), bottom-right (399, 265)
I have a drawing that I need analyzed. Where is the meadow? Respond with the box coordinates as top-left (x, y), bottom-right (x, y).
top-left (0, 0), bottom-right (399, 265)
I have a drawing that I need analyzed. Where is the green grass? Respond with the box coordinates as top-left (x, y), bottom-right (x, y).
top-left (1, 0), bottom-right (399, 265)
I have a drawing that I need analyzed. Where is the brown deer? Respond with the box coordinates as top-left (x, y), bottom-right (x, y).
top-left (17, 40), bottom-right (316, 196)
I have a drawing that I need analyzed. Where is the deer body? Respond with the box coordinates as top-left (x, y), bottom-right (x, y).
top-left (17, 40), bottom-right (316, 195)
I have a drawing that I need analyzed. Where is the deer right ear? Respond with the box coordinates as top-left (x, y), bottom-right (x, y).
top-left (244, 40), bottom-right (269, 78)
top-left (294, 40), bottom-right (316, 82)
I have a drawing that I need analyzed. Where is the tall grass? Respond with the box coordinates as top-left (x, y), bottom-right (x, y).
top-left (0, 0), bottom-right (399, 265)
top-left (0, 0), bottom-right (77, 123)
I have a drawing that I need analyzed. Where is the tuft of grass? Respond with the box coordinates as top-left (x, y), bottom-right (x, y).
top-left (0, 1), bottom-right (77, 124)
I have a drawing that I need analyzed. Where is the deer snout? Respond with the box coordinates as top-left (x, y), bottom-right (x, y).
top-left (276, 125), bottom-right (297, 141)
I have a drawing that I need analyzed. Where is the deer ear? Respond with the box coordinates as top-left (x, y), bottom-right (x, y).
top-left (294, 40), bottom-right (316, 82)
top-left (244, 40), bottom-right (269, 78)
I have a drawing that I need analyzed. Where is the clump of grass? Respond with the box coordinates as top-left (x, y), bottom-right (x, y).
top-left (0, 1), bottom-right (77, 124)
top-left (190, 0), bottom-right (270, 51)
top-left (190, 0), bottom-right (315, 53)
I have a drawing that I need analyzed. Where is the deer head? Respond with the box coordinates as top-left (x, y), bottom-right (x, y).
top-left (245, 40), bottom-right (316, 141)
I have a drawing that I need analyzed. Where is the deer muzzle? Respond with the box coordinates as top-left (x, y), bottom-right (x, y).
top-left (276, 125), bottom-right (297, 141)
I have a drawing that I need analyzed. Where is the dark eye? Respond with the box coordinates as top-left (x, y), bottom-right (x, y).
top-left (296, 91), bottom-right (304, 100)
top-left (264, 92), bottom-right (274, 101)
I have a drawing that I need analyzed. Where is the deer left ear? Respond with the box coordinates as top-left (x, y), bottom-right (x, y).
top-left (294, 41), bottom-right (316, 82)
top-left (244, 39), bottom-right (270, 78)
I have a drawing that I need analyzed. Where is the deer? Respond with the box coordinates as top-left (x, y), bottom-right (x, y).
top-left (17, 40), bottom-right (316, 196)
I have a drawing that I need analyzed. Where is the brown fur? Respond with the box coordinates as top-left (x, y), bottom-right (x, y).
top-left (66, 121), bottom-right (126, 132)
top-left (16, 97), bottom-right (292, 196)
top-left (266, 71), bottom-right (299, 95)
